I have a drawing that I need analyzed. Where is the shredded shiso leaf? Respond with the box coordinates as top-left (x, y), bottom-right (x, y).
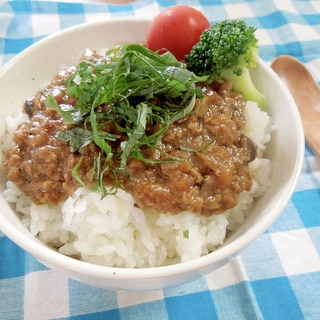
top-left (45, 44), bottom-right (208, 196)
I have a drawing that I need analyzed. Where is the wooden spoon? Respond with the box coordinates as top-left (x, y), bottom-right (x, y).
top-left (271, 55), bottom-right (320, 155)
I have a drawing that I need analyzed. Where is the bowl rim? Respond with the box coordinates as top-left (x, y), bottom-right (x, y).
top-left (0, 17), bottom-right (305, 282)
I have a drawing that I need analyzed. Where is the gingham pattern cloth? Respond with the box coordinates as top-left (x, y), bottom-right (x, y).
top-left (0, 0), bottom-right (320, 319)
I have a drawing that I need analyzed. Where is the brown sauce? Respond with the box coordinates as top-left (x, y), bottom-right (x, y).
top-left (2, 58), bottom-right (256, 216)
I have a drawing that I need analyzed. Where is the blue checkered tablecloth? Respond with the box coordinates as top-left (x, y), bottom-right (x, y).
top-left (1, 0), bottom-right (320, 319)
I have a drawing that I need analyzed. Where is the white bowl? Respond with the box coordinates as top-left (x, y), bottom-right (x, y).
top-left (0, 18), bottom-right (304, 291)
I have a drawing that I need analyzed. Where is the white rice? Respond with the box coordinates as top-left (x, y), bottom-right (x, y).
top-left (0, 100), bottom-right (273, 268)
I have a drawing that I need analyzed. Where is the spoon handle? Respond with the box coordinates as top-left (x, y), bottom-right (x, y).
top-left (303, 122), bottom-right (320, 156)
top-left (271, 55), bottom-right (320, 156)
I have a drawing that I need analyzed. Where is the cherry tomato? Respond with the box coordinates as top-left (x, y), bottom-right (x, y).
top-left (146, 5), bottom-right (210, 61)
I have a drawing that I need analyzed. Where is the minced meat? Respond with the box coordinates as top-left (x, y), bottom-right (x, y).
top-left (2, 62), bottom-right (256, 216)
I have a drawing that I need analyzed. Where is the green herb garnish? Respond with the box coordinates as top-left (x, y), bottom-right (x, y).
top-left (183, 229), bottom-right (189, 239)
top-left (45, 44), bottom-right (208, 195)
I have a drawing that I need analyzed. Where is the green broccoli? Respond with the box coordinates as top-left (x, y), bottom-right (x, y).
top-left (186, 19), bottom-right (266, 110)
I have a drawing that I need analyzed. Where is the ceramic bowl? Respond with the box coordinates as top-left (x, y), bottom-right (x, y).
top-left (0, 18), bottom-right (304, 290)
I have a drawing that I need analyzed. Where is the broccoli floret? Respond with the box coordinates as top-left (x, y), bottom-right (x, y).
top-left (186, 19), bottom-right (266, 110)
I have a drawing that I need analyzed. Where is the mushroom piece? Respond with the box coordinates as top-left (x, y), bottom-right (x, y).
top-left (239, 134), bottom-right (257, 162)
top-left (24, 97), bottom-right (35, 119)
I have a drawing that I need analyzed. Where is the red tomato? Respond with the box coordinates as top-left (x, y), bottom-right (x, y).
top-left (146, 5), bottom-right (210, 61)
